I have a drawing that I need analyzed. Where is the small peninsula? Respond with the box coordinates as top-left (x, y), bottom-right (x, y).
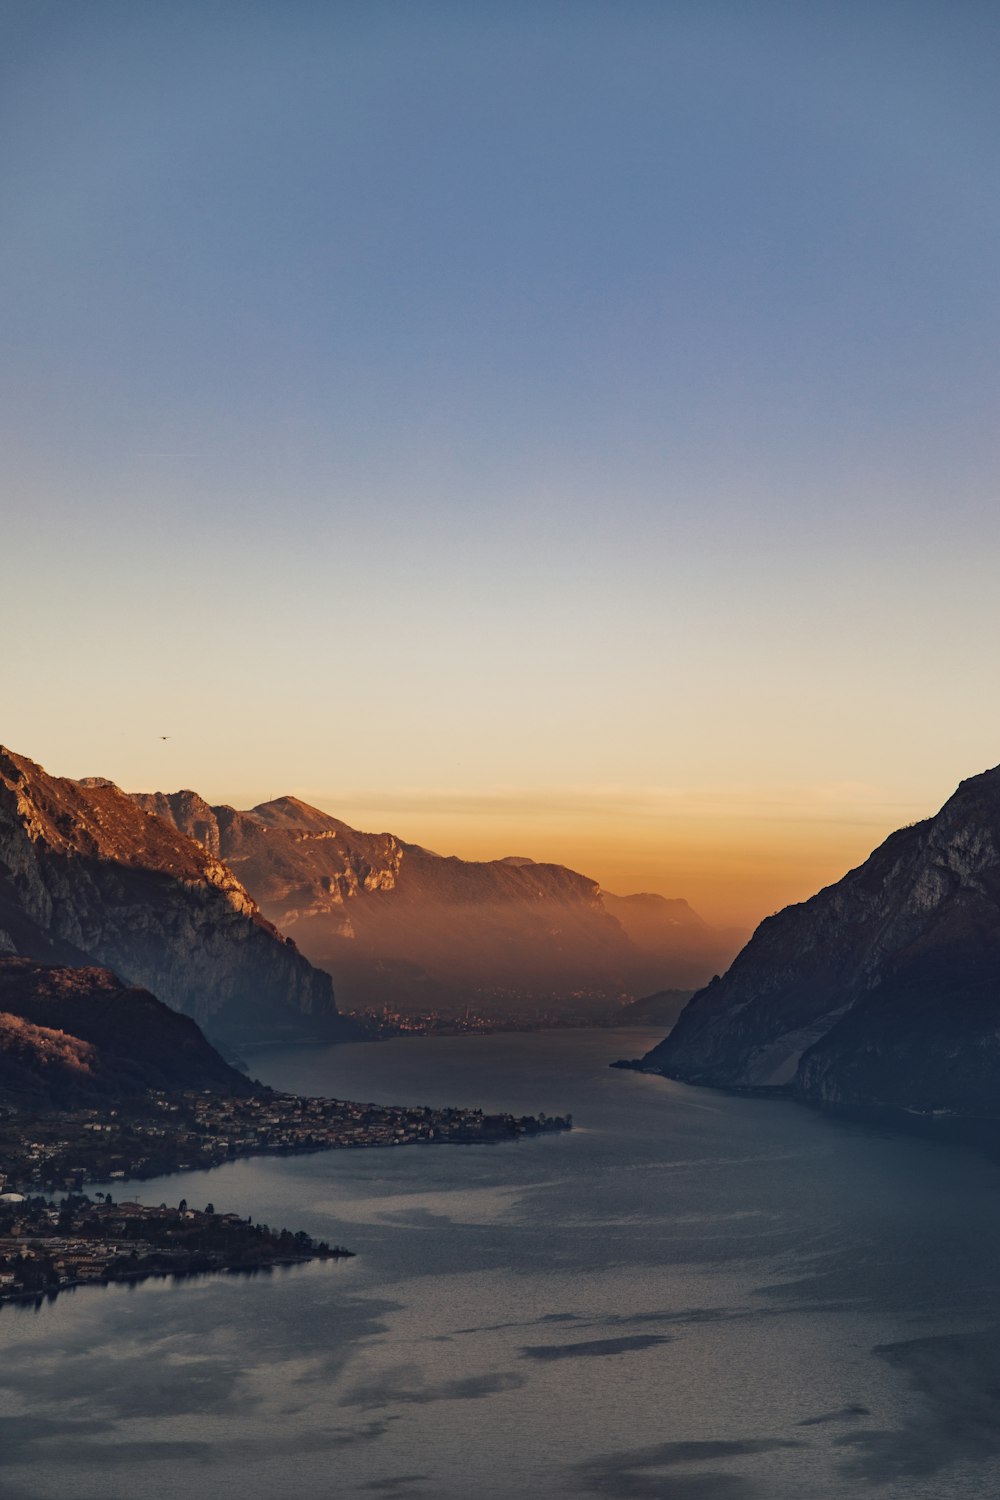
top-left (0, 1194), bottom-right (353, 1306)
top-left (0, 958), bottom-right (571, 1309)
top-left (0, 1089), bottom-right (572, 1198)
top-left (0, 1095), bottom-right (570, 1309)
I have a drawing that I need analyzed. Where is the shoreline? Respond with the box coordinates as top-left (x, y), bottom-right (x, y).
top-left (0, 1089), bottom-right (573, 1198)
top-left (0, 1193), bottom-right (355, 1311)
top-left (0, 1085), bottom-right (572, 1310)
top-left (0, 1247), bottom-right (347, 1312)
top-left (611, 1058), bottom-right (1000, 1160)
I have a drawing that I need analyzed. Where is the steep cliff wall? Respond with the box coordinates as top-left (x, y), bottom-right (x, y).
top-left (0, 749), bottom-right (342, 1043)
top-left (644, 766), bottom-right (1000, 1117)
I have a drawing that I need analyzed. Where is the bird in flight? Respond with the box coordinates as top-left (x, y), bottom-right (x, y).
top-left (159, 735), bottom-right (170, 740)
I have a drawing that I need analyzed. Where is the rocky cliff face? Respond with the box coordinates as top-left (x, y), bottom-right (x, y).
top-left (0, 957), bottom-right (252, 1107)
top-left (0, 749), bottom-right (343, 1044)
top-left (644, 765), bottom-right (1000, 1117)
top-left (133, 791), bottom-right (741, 1016)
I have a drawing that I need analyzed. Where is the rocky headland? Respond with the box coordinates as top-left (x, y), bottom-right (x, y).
top-left (642, 765), bottom-right (1000, 1120)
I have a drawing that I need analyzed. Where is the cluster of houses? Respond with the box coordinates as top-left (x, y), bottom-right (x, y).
top-left (183, 1090), bottom-right (522, 1151)
top-left (0, 1088), bottom-right (570, 1203)
top-left (0, 1195), bottom-right (341, 1305)
top-left (0, 1198), bottom-right (189, 1298)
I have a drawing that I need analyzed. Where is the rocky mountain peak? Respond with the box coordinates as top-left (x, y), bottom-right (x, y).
top-left (131, 788), bottom-right (225, 858)
top-left (250, 797), bottom-right (357, 837)
top-left (0, 749), bottom-right (343, 1043)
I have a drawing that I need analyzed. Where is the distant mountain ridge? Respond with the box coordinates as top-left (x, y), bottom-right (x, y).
top-left (601, 890), bottom-right (707, 942)
top-left (0, 748), bottom-right (344, 1044)
top-left (644, 764), bottom-right (1000, 1119)
top-left (132, 789), bottom-right (743, 1018)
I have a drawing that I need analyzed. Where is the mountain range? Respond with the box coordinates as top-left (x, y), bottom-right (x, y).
top-left (0, 746), bottom-right (737, 1045)
top-left (644, 764), bottom-right (1000, 1119)
top-left (7, 742), bottom-right (1000, 1121)
top-left (0, 748), bottom-right (342, 1044)
top-left (131, 788), bottom-right (742, 1018)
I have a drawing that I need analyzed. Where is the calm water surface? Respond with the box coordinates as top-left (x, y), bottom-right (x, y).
top-left (4, 1028), bottom-right (1000, 1499)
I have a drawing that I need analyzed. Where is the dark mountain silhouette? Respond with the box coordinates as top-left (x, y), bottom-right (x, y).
top-left (644, 765), bottom-right (1000, 1118)
top-left (618, 988), bottom-right (695, 1028)
top-left (0, 957), bottom-right (251, 1108)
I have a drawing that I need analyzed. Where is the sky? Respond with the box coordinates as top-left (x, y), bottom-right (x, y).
top-left (3, 0), bottom-right (999, 927)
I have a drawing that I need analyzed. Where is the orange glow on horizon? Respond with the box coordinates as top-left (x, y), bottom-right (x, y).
top-left (285, 783), bottom-right (932, 931)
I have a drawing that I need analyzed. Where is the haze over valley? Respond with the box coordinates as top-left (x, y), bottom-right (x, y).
top-left (9, 740), bottom-right (1000, 1130)
top-left (134, 783), bottom-right (743, 1021)
top-left (0, 744), bottom-right (741, 1039)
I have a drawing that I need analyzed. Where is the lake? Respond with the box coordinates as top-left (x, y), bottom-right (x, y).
top-left (3, 1028), bottom-right (1000, 1499)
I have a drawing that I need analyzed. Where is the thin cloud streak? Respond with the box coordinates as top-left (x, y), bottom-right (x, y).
top-left (295, 782), bottom-right (925, 827)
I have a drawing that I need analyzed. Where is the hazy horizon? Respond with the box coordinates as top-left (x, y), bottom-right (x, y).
top-left (0, 734), bottom-right (967, 928)
top-left (5, 1), bottom-right (999, 929)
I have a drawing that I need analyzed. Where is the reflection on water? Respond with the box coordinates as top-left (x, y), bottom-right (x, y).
top-left (3, 1029), bottom-right (1000, 1498)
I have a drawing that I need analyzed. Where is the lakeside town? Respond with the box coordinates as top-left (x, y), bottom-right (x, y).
top-left (352, 991), bottom-right (635, 1037)
top-left (0, 1192), bottom-right (353, 1305)
top-left (0, 1090), bottom-right (573, 1196)
top-left (0, 1090), bottom-right (571, 1306)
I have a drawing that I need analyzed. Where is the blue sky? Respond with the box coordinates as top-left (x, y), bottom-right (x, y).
top-left (3, 1), bottom-right (999, 921)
